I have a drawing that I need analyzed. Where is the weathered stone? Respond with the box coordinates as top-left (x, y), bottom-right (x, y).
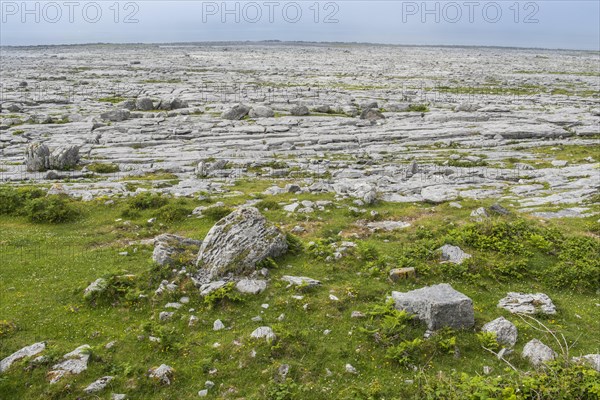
top-left (389, 267), bottom-right (416, 282)
top-left (49, 145), bottom-right (80, 170)
top-left (152, 234), bottom-right (202, 267)
top-left (83, 278), bottom-right (108, 299)
top-left (249, 105), bottom-right (275, 118)
top-left (222, 104), bottom-right (250, 120)
top-left (391, 284), bottom-right (474, 330)
top-left (290, 105), bottom-right (309, 116)
top-left (148, 364), bottom-right (174, 385)
top-left (522, 339), bottom-right (556, 367)
top-left (213, 319), bottom-right (225, 331)
top-left (360, 108), bottom-right (385, 121)
top-left (235, 279), bottom-right (267, 294)
top-left (498, 292), bottom-right (557, 314)
top-left (281, 275), bottom-right (321, 288)
top-left (481, 317), bottom-right (518, 347)
top-left (366, 220), bottom-right (410, 231)
top-left (196, 207), bottom-right (288, 279)
top-left (250, 326), bottom-right (276, 341)
top-left (84, 376), bottom-right (114, 393)
top-left (25, 142), bottom-right (50, 172)
top-left (439, 244), bottom-right (471, 264)
top-left (573, 354), bottom-right (600, 372)
top-left (48, 345), bottom-right (91, 383)
top-left (135, 97), bottom-right (154, 111)
top-left (0, 342), bottom-right (46, 373)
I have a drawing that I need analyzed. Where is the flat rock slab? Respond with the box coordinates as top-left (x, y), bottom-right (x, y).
top-left (84, 376), bottom-right (114, 393)
top-left (0, 342), bottom-right (46, 373)
top-left (498, 292), bottom-right (557, 314)
top-left (391, 283), bottom-right (474, 330)
top-left (365, 220), bottom-right (411, 231)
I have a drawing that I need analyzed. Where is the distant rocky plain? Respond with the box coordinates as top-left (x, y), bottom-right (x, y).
top-left (1, 42), bottom-right (598, 217)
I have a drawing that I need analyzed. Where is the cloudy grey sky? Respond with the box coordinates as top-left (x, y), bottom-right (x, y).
top-left (1, 1), bottom-right (599, 50)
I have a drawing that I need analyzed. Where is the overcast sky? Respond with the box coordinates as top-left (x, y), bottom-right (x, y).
top-left (1, 1), bottom-right (599, 50)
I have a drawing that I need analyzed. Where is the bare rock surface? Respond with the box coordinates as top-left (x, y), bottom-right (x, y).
top-left (152, 234), bottom-right (202, 267)
top-left (48, 345), bottom-right (91, 383)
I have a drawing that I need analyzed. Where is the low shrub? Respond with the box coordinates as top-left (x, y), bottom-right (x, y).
top-left (202, 205), bottom-right (233, 222)
top-left (25, 195), bottom-right (79, 223)
top-left (157, 202), bottom-right (191, 223)
top-left (87, 162), bottom-right (120, 174)
top-left (128, 192), bottom-right (169, 210)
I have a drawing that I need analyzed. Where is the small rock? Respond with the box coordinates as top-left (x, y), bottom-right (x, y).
top-left (235, 279), bottom-right (267, 295)
top-left (345, 363), bottom-right (357, 374)
top-left (222, 104), bottom-right (250, 120)
top-left (290, 105), bottom-right (309, 116)
top-left (439, 244), bottom-right (471, 264)
top-left (84, 376), bottom-right (114, 393)
top-left (481, 317), bottom-right (518, 347)
top-left (148, 364), bottom-right (174, 385)
top-left (213, 319), bottom-right (225, 331)
top-left (250, 326), bottom-right (276, 341)
top-left (281, 275), bottom-right (321, 288)
top-left (522, 339), bottom-right (556, 367)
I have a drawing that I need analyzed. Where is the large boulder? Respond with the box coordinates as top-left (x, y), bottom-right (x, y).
top-left (290, 105), bottom-right (309, 116)
top-left (391, 283), bottom-right (474, 330)
top-left (49, 145), bottom-right (80, 170)
top-left (152, 234), bottom-right (202, 266)
top-left (135, 97), bottom-right (154, 111)
top-left (522, 339), bottom-right (556, 367)
top-left (222, 104), bottom-right (250, 120)
top-left (196, 207), bottom-right (288, 279)
top-left (498, 292), bottom-right (557, 314)
top-left (249, 105), bottom-right (275, 118)
top-left (481, 317), bottom-right (518, 347)
top-left (25, 142), bottom-right (50, 172)
top-left (360, 108), bottom-right (385, 121)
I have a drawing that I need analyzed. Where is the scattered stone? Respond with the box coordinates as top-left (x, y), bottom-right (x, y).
top-left (522, 339), bottom-right (556, 367)
top-left (391, 284), bottom-right (475, 330)
top-left (489, 204), bottom-right (510, 215)
top-left (481, 317), bottom-right (518, 347)
top-left (83, 278), bottom-right (108, 299)
top-left (135, 97), bottom-right (154, 111)
top-left (222, 104), bottom-right (250, 120)
top-left (389, 267), bottom-right (416, 282)
top-left (249, 105), bottom-right (275, 118)
top-left (25, 142), bottom-right (50, 172)
top-left (84, 376), bottom-right (114, 393)
top-left (48, 345), bottom-right (91, 383)
top-left (0, 342), bottom-right (46, 373)
top-left (439, 244), bottom-right (471, 264)
top-left (470, 207), bottom-right (489, 221)
top-left (112, 394), bottom-right (127, 400)
top-left (290, 105), bottom-right (309, 116)
top-left (235, 279), bottom-right (267, 294)
top-left (345, 363), bottom-right (358, 374)
top-left (351, 311), bottom-right (365, 318)
top-left (152, 234), bottom-right (202, 267)
top-left (498, 292), bottom-right (557, 314)
top-left (213, 319), bottom-right (225, 331)
top-left (250, 326), bottom-right (276, 341)
top-left (281, 275), bottom-right (321, 288)
top-left (573, 354), bottom-right (600, 372)
top-left (196, 207), bottom-right (288, 279)
top-left (360, 108), bottom-right (385, 121)
top-left (366, 220), bottom-right (410, 232)
top-left (159, 312), bottom-right (174, 321)
top-left (148, 364), bottom-right (174, 385)
top-left (198, 389), bottom-right (208, 397)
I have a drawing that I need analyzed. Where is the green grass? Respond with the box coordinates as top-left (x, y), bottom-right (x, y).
top-left (0, 186), bottom-right (598, 399)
